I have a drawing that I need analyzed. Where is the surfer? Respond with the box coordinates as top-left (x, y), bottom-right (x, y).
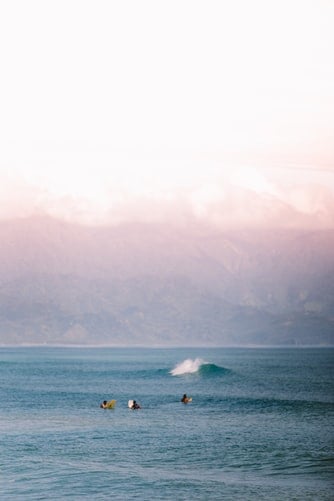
top-left (131, 400), bottom-right (141, 409)
top-left (100, 399), bottom-right (116, 409)
top-left (181, 394), bottom-right (191, 404)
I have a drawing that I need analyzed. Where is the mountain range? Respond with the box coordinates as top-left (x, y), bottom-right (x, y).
top-left (0, 215), bottom-right (333, 346)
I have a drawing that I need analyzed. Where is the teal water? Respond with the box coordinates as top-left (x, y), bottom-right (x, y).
top-left (0, 347), bottom-right (333, 500)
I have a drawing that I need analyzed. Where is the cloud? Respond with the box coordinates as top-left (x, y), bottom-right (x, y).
top-left (1, 165), bottom-right (333, 229)
top-left (0, 175), bottom-right (45, 219)
top-left (0, 1), bottom-right (333, 231)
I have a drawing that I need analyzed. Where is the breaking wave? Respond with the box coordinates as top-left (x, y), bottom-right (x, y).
top-left (170, 358), bottom-right (229, 376)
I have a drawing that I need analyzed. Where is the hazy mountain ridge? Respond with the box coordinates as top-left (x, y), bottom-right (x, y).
top-left (0, 215), bottom-right (333, 345)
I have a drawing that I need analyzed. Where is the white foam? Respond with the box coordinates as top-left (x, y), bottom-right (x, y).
top-left (170, 358), bottom-right (204, 376)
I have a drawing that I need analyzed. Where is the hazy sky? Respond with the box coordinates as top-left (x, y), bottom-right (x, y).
top-left (0, 0), bottom-right (333, 227)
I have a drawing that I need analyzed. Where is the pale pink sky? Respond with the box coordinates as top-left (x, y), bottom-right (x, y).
top-left (0, 1), bottom-right (333, 227)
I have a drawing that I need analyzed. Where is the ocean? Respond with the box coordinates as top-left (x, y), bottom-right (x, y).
top-left (0, 347), bottom-right (333, 500)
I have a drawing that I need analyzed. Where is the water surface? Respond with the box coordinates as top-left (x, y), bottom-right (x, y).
top-left (1, 347), bottom-right (333, 499)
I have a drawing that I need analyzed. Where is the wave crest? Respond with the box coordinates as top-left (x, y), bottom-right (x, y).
top-left (170, 358), bottom-right (228, 376)
top-left (170, 358), bottom-right (204, 376)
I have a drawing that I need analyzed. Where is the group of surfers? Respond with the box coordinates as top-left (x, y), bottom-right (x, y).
top-left (100, 393), bottom-right (192, 409)
top-left (100, 399), bottom-right (141, 409)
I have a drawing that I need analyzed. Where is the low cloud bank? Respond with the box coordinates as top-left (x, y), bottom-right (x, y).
top-left (1, 171), bottom-right (334, 229)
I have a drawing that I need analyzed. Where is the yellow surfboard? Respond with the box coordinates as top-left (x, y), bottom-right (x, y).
top-left (105, 399), bottom-right (117, 409)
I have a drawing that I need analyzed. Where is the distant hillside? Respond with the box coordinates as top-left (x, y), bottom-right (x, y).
top-left (0, 215), bottom-right (333, 345)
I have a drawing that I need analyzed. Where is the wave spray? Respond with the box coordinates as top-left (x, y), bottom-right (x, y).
top-left (170, 358), bottom-right (204, 376)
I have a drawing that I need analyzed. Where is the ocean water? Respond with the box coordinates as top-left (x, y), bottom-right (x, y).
top-left (0, 347), bottom-right (333, 500)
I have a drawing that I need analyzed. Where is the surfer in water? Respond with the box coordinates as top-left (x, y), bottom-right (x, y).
top-left (131, 400), bottom-right (141, 409)
top-left (181, 394), bottom-right (191, 404)
top-left (100, 399), bottom-right (116, 409)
